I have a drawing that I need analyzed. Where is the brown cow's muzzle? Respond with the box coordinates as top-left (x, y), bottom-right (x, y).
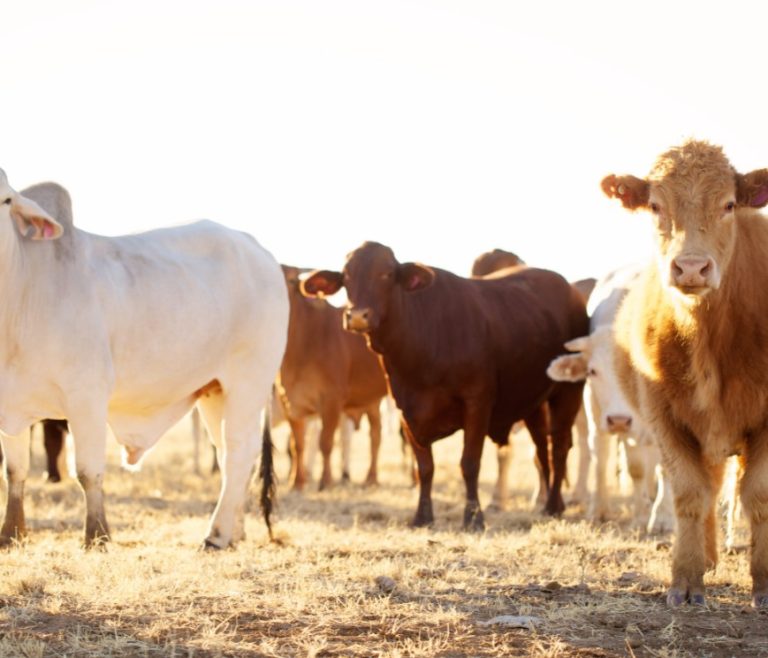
top-left (344, 307), bottom-right (373, 333)
top-left (670, 255), bottom-right (717, 293)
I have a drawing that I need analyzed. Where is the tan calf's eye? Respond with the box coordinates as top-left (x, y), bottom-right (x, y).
top-left (650, 202), bottom-right (660, 214)
top-left (2, 198), bottom-right (10, 205)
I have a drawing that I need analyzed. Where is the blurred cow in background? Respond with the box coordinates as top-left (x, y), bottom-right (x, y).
top-left (277, 265), bottom-right (388, 490)
top-left (471, 248), bottom-right (593, 510)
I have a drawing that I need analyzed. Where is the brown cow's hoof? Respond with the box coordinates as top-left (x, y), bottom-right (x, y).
top-left (83, 534), bottom-right (110, 551)
top-left (752, 594), bottom-right (768, 608)
top-left (544, 495), bottom-right (565, 517)
top-left (0, 535), bottom-right (20, 550)
top-left (411, 500), bottom-right (434, 528)
top-left (463, 505), bottom-right (485, 532)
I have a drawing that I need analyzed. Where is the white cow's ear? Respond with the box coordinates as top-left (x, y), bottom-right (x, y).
top-left (11, 193), bottom-right (63, 240)
top-left (547, 353), bottom-right (588, 382)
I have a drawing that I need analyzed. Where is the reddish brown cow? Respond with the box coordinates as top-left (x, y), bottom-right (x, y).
top-left (302, 242), bottom-right (588, 529)
top-left (604, 139), bottom-right (768, 607)
top-left (277, 265), bottom-right (388, 490)
top-left (471, 248), bottom-right (525, 276)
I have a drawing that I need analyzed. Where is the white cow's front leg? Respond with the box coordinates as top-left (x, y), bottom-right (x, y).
top-left (69, 412), bottom-right (110, 548)
top-left (589, 428), bottom-right (612, 522)
top-left (0, 428), bottom-right (31, 545)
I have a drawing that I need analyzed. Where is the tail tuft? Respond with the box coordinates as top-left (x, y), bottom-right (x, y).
top-left (259, 403), bottom-right (277, 542)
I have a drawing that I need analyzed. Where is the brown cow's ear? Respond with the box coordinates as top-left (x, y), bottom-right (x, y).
top-left (736, 169), bottom-right (768, 208)
top-left (601, 174), bottom-right (649, 210)
top-left (397, 262), bottom-right (435, 292)
top-left (300, 270), bottom-right (343, 298)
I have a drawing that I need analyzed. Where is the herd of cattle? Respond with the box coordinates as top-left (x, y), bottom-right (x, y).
top-left (0, 139), bottom-right (767, 609)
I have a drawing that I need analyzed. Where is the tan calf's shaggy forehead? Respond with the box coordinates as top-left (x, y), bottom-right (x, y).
top-left (648, 140), bottom-right (736, 198)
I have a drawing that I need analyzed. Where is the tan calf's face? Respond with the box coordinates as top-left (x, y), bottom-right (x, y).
top-left (602, 141), bottom-right (768, 299)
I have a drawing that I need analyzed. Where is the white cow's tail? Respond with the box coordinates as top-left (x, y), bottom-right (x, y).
top-left (259, 397), bottom-right (277, 542)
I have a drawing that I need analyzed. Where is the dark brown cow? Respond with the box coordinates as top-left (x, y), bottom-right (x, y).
top-left (277, 265), bottom-right (389, 490)
top-left (302, 242), bottom-right (588, 529)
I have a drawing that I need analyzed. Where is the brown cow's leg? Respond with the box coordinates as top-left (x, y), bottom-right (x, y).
top-left (287, 418), bottom-right (307, 490)
top-left (364, 404), bottom-right (382, 487)
top-left (739, 439), bottom-right (768, 607)
top-left (43, 420), bottom-right (67, 483)
top-left (0, 429), bottom-right (30, 546)
top-left (460, 404), bottom-right (490, 531)
top-left (404, 422), bottom-right (434, 527)
top-left (318, 407), bottom-right (341, 491)
top-left (524, 404), bottom-right (552, 512)
top-left (547, 383), bottom-right (583, 517)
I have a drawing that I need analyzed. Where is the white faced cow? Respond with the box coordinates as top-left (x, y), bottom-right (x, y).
top-left (0, 170), bottom-right (288, 549)
top-left (547, 265), bottom-right (674, 532)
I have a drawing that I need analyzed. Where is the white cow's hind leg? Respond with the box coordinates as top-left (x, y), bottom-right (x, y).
top-left (569, 407), bottom-right (590, 506)
top-left (492, 444), bottom-right (512, 511)
top-left (203, 387), bottom-right (265, 549)
top-left (0, 428), bottom-right (31, 545)
top-left (69, 411), bottom-right (110, 548)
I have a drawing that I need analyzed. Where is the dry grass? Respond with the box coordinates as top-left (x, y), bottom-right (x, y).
top-left (0, 418), bottom-right (763, 657)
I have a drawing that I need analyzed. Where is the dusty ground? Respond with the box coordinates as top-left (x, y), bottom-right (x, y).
top-left (0, 416), bottom-right (763, 657)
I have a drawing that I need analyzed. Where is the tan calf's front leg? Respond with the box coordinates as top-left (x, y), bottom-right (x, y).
top-left (0, 429), bottom-right (31, 546)
top-left (662, 439), bottom-right (721, 606)
top-left (739, 440), bottom-right (768, 607)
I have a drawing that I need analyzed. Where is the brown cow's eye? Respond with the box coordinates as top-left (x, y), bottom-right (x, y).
top-left (725, 201), bottom-right (735, 212)
top-left (587, 368), bottom-right (597, 377)
top-left (649, 202), bottom-right (660, 214)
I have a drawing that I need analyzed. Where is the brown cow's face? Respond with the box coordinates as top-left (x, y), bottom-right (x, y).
top-left (602, 141), bottom-right (768, 300)
top-left (342, 242), bottom-right (400, 333)
top-left (342, 241), bottom-right (435, 333)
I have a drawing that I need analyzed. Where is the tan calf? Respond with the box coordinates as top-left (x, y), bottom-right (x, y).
top-left (603, 139), bottom-right (768, 607)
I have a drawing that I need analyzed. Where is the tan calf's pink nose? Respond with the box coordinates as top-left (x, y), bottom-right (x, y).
top-left (672, 256), bottom-right (712, 288)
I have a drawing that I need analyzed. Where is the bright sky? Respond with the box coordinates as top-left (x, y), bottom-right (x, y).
top-left (4, 1), bottom-right (768, 283)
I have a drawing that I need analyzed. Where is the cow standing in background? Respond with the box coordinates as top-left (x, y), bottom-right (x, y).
top-left (603, 140), bottom-right (768, 607)
top-left (302, 242), bottom-right (587, 529)
top-left (471, 248), bottom-right (593, 510)
top-left (277, 265), bottom-right (388, 490)
top-left (0, 169), bottom-right (287, 549)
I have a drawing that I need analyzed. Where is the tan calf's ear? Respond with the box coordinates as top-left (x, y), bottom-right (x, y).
top-left (601, 174), bottom-right (649, 210)
top-left (736, 169), bottom-right (768, 208)
top-left (11, 193), bottom-right (63, 240)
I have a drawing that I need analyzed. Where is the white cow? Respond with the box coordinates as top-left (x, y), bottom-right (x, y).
top-left (0, 170), bottom-right (288, 549)
top-left (547, 264), bottom-right (674, 532)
